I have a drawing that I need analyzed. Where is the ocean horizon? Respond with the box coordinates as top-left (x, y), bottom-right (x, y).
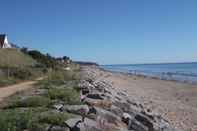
top-left (101, 62), bottom-right (197, 84)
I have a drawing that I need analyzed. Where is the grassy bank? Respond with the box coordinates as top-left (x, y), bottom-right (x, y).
top-left (0, 64), bottom-right (82, 131)
top-left (0, 48), bottom-right (36, 67)
top-left (0, 48), bottom-right (43, 87)
top-left (0, 48), bottom-right (74, 87)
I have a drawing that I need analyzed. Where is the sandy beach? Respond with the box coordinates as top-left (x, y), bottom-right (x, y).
top-left (83, 66), bottom-right (197, 131)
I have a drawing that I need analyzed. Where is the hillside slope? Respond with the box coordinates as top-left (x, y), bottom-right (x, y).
top-left (0, 48), bottom-right (36, 67)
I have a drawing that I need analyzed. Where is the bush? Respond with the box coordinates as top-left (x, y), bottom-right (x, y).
top-left (0, 108), bottom-right (59, 131)
top-left (36, 79), bottom-right (54, 89)
top-left (11, 68), bottom-right (33, 80)
top-left (48, 88), bottom-right (81, 105)
top-left (28, 50), bottom-right (58, 68)
top-left (0, 66), bottom-right (45, 87)
top-left (48, 70), bottom-right (65, 82)
top-left (49, 69), bottom-right (80, 81)
top-left (37, 78), bottom-right (64, 90)
top-left (29, 123), bottom-right (49, 131)
top-left (9, 67), bottom-right (43, 80)
top-left (38, 111), bottom-right (73, 125)
top-left (0, 109), bottom-right (34, 131)
top-left (0, 78), bottom-right (16, 87)
top-left (8, 96), bottom-right (51, 108)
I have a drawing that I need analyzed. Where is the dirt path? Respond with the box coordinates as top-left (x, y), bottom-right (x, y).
top-left (0, 78), bottom-right (43, 102)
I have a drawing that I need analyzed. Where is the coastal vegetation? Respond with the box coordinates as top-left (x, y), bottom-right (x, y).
top-left (0, 48), bottom-right (42, 87)
top-left (0, 48), bottom-right (36, 67)
top-left (0, 49), bottom-right (82, 130)
top-left (0, 48), bottom-right (74, 87)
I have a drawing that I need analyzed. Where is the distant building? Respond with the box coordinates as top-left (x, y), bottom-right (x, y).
top-left (0, 34), bottom-right (12, 48)
top-left (56, 56), bottom-right (71, 64)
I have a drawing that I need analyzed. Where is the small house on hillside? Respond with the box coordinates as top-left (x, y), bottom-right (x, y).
top-left (0, 34), bottom-right (12, 48)
top-left (56, 56), bottom-right (71, 64)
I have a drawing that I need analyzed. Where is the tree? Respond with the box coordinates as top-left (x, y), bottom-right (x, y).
top-left (63, 56), bottom-right (70, 61)
top-left (21, 47), bottom-right (28, 54)
top-left (28, 50), bottom-right (58, 68)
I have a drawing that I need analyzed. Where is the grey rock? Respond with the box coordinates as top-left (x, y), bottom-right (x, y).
top-left (122, 113), bottom-right (132, 128)
top-left (113, 101), bottom-right (132, 112)
top-left (122, 113), bottom-right (132, 120)
top-left (78, 80), bottom-right (95, 90)
top-left (134, 113), bottom-right (154, 131)
top-left (86, 93), bottom-right (104, 100)
top-left (81, 88), bottom-right (90, 95)
top-left (53, 104), bottom-right (64, 111)
top-left (129, 119), bottom-right (149, 131)
top-left (65, 117), bottom-right (101, 131)
top-left (84, 98), bottom-right (112, 109)
top-left (64, 117), bottom-right (83, 129)
top-left (88, 106), bottom-right (97, 114)
top-left (63, 105), bottom-right (89, 115)
top-left (48, 126), bottom-right (69, 131)
top-left (110, 105), bottom-right (123, 117)
top-left (94, 107), bottom-right (122, 125)
top-left (153, 116), bottom-right (175, 131)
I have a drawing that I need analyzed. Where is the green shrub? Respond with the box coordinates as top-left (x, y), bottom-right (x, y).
top-left (38, 111), bottom-right (73, 125)
top-left (48, 69), bottom-right (80, 81)
top-left (37, 79), bottom-right (65, 90)
top-left (0, 66), bottom-right (44, 87)
top-left (0, 109), bottom-right (34, 131)
top-left (0, 78), bottom-right (16, 87)
top-left (9, 67), bottom-right (43, 80)
top-left (48, 70), bottom-right (65, 82)
top-left (29, 123), bottom-right (49, 131)
top-left (9, 96), bottom-right (51, 108)
top-left (48, 88), bottom-right (81, 104)
top-left (11, 67), bottom-right (32, 80)
top-left (0, 108), bottom-right (56, 131)
top-left (36, 79), bottom-right (54, 89)
top-left (28, 50), bottom-right (58, 68)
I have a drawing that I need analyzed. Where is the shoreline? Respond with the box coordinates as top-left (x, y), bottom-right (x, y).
top-left (99, 66), bottom-right (197, 86)
top-left (83, 65), bottom-right (197, 131)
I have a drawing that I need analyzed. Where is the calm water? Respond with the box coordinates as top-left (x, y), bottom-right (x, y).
top-left (102, 63), bottom-right (197, 84)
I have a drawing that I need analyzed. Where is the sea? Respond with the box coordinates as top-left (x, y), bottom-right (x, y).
top-left (101, 62), bottom-right (197, 84)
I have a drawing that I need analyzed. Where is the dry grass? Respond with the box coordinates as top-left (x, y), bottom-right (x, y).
top-left (0, 48), bottom-right (36, 68)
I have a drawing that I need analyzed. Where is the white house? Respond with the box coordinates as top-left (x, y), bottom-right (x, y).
top-left (0, 34), bottom-right (12, 48)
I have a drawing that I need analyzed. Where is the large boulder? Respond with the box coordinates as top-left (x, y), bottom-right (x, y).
top-left (121, 112), bottom-right (175, 131)
top-left (84, 98), bottom-right (112, 109)
top-left (65, 117), bottom-right (102, 131)
top-left (110, 105), bottom-right (123, 117)
top-left (62, 105), bottom-right (89, 115)
top-left (94, 107), bottom-right (123, 126)
top-left (129, 119), bottom-right (149, 131)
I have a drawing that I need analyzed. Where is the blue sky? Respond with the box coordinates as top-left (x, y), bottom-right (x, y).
top-left (0, 0), bottom-right (197, 64)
